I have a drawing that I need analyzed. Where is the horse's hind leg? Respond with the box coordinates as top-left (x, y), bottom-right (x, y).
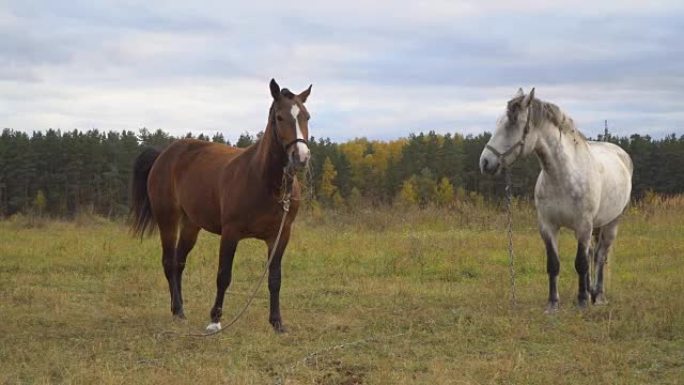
top-left (175, 217), bottom-right (200, 312)
top-left (592, 219), bottom-right (619, 305)
top-left (158, 214), bottom-right (184, 319)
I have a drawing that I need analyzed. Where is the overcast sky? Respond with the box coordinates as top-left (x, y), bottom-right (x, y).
top-left (1, 1), bottom-right (683, 142)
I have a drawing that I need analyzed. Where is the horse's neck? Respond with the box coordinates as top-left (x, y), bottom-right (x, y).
top-left (253, 122), bottom-right (287, 190)
top-left (534, 122), bottom-right (590, 185)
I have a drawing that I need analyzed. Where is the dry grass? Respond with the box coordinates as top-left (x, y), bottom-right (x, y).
top-left (1, 201), bottom-right (683, 384)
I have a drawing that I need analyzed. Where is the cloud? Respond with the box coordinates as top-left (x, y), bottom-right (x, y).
top-left (0, 1), bottom-right (683, 141)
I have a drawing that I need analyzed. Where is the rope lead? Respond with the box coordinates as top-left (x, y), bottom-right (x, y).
top-left (504, 168), bottom-right (518, 307)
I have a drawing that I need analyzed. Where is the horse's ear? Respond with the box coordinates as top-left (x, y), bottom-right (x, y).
top-left (298, 84), bottom-right (312, 103)
top-left (514, 88), bottom-right (524, 98)
top-left (522, 87), bottom-right (535, 107)
top-left (270, 79), bottom-right (281, 100)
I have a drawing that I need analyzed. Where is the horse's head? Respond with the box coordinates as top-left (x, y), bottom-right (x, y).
top-left (480, 88), bottom-right (536, 175)
top-left (269, 79), bottom-right (312, 170)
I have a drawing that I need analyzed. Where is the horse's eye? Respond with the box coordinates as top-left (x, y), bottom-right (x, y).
top-left (506, 118), bottom-right (518, 130)
top-left (276, 115), bottom-right (283, 122)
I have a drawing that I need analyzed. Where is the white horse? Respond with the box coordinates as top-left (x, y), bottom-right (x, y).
top-left (480, 88), bottom-right (633, 311)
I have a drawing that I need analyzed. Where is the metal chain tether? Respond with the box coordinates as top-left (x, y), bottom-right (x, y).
top-left (504, 168), bottom-right (517, 306)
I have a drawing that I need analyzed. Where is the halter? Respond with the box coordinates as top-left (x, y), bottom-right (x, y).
top-left (485, 103), bottom-right (532, 166)
top-left (270, 103), bottom-right (309, 153)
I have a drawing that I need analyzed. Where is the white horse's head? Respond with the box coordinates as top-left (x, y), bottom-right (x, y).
top-left (480, 88), bottom-right (537, 175)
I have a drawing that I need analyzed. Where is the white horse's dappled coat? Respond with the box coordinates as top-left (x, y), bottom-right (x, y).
top-left (480, 88), bottom-right (633, 311)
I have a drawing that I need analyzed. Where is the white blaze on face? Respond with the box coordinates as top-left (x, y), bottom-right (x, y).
top-left (290, 104), bottom-right (310, 163)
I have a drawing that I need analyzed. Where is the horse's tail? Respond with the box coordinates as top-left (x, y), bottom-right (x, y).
top-left (130, 147), bottom-right (161, 238)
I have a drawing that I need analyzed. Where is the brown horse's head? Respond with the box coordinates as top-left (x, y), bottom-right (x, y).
top-left (269, 79), bottom-right (312, 170)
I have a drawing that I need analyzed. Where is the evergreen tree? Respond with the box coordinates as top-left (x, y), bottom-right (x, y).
top-left (0, 127), bottom-right (682, 217)
top-left (236, 132), bottom-right (255, 148)
top-left (212, 133), bottom-right (227, 144)
top-left (415, 167), bottom-right (437, 207)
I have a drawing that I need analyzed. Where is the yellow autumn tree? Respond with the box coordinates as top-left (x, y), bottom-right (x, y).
top-left (397, 177), bottom-right (418, 207)
top-left (319, 157), bottom-right (338, 206)
top-left (435, 177), bottom-right (454, 207)
top-left (32, 190), bottom-right (47, 216)
top-left (339, 138), bottom-right (371, 193)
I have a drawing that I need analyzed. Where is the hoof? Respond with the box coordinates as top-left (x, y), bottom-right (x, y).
top-left (172, 312), bottom-right (187, 321)
top-left (271, 321), bottom-right (287, 334)
top-left (205, 322), bottom-right (222, 333)
top-left (592, 293), bottom-right (609, 306)
top-left (544, 301), bottom-right (559, 314)
top-left (577, 299), bottom-right (589, 309)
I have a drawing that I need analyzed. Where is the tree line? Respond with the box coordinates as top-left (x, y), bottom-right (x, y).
top-left (1, 127), bottom-right (683, 217)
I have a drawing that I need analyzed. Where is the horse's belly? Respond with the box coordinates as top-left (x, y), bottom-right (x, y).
top-left (536, 198), bottom-right (583, 229)
top-left (182, 204), bottom-right (222, 234)
top-left (593, 183), bottom-right (630, 227)
top-left (594, 175), bottom-right (631, 226)
top-left (175, 184), bottom-right (222, 233)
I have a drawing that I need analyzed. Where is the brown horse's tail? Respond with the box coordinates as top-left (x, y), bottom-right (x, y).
top-left (130, 147), bottom-right (160, 238)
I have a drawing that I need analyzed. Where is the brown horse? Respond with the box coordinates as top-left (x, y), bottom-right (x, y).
top-left (130, 79), bottom-right (312, 333)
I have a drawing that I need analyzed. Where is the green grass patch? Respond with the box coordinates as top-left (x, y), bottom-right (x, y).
top-left (1, 205), bottom-right (683, 384)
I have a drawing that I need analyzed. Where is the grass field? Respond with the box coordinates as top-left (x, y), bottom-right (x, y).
top-left (1, 200), bottom-right (683, 384)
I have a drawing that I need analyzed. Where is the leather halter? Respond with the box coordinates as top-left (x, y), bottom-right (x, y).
top-left (270, 103), bottom-right (309, 153)
top-left (485, 104), bottom-right (532, 165)
top-left (284, 138), bottom-right (308, 151)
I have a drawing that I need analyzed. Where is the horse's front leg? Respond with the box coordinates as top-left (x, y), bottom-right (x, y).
top-left (206, 232), bottom-right (238, 332)
top-left (574, 227), bottom-right (593, 308)
top-left (541, 226), bottom-right (560, 313)
top-left (266, 230), bottom-right (291, 334)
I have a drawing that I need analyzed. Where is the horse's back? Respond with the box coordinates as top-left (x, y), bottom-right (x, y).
top-left (588, 141), bottom-right (633, 226)
top-left (589, 141), bottom-right (633, 174)
top-left (588, 141), bottom-right (633, 180)
top-left (148, 139), bottom-right (244, 232)
top-left (150, 139), bottom-right (242, 190)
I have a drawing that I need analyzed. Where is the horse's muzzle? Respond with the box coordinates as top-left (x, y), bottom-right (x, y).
top-left (289, 157), bottom-right (308, 171)
top-left (480, 149), bottom-right (503, 175)
top-left (479, 153), bottom-right (501, 175)
top-left (288, 142), bottom-right (310, 170)
top-left (289, 152), bottom-right (310, 171)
